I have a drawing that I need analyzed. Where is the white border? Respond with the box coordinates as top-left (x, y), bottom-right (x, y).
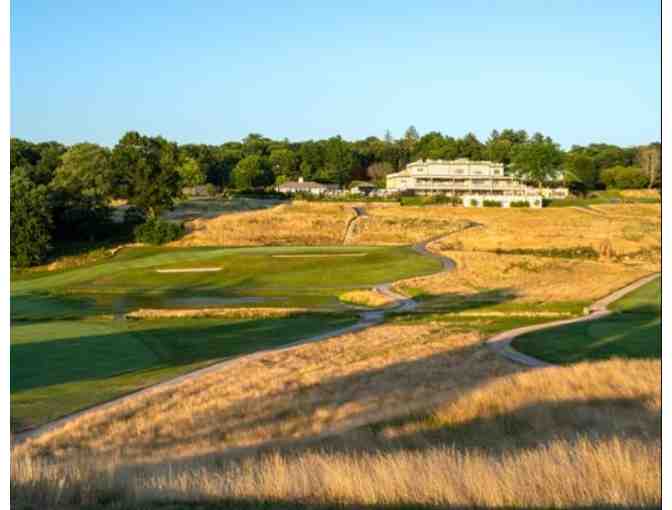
top-left (1, 0), bottom-right (10, 504)
top-left (661, 0), bottom-right (669, 506)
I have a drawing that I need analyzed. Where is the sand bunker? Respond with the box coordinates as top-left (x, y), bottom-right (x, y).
top-left (155, 268), bottom-right (222, 273)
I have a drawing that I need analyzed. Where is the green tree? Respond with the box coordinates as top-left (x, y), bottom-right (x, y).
top-left (231, 155), bottom-right (272, 189)
top-left (52, 143), bottom-right (113, 199)
top-left (404, 125), bottom-right (419, 144)
top-left (485, 129), bottom-right (528, 164)
top-left (11, 170), bottom-right (52, 267)
top-left (177, 156), bottom-right (205, 187)
top-left (564, 154), bottom-right (598, 190)
top-left (600, 166), bottom-right (648, 189)
top-left (510, 134), bottom-right (564, 190)
top-left (111, 132), bottom-right (182, 217)
top-left (321, 136), bottom-right (354, 185)
top-left (269, 148), bottom-right (298, 179)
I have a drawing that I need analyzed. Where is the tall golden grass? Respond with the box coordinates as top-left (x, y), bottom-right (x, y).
top-left (172, 201), bottom-right (356, 246)
top-left (396, 250), bottom-right (655, 304)
top-left (12, 322), bottom-right (661, 508)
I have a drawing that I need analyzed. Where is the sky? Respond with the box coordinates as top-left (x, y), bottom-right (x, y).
top-left (10, 0), bottom-right (661, 149)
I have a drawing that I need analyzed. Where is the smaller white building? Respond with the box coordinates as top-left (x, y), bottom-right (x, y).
top-left (275, 177), bottom-right (340, 195)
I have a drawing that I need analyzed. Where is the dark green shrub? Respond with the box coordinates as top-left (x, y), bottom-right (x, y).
top-left (510, 200), bottom-right (530, 208)
top-left (483, 200), bottom-right (502, 207)
top-left (470, 199), bottom-right (479, 207)
top-left (124, 206), bottom-right (146, 226)
top-left (494, 246), bottom-right (599, 260)
top-left (134, 219), bottom-right (184, 245)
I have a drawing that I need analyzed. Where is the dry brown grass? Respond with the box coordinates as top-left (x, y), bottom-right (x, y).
top-left (172, 201), bottom-right (356, 246)
top-left (16, 324), bottom-right (512, 464)
top-left (396, 250), bottom-right (654, 304)
top-left (338, 290), bottom-right (396, 308)
top-left (125, 307), bottom-right (309, 320)
top-left (619, 189), bottom-right (661, 199)
top-left (12, 324), bottom-right (660, 507)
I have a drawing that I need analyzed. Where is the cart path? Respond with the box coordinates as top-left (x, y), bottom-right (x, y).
top-left (13, 228), bottom-right (457, 445)
top-left (486, 272), bottom-right (661, 367)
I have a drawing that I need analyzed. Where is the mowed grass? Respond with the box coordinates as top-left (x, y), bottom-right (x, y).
top-left (512, 277), bottom-right (661, 364)
top-left (11, 313), bottom-right (358, 430)
top-left (11, 245), bottom-right (441, 316)
top-left (11, 244), bottom-right (438, 430)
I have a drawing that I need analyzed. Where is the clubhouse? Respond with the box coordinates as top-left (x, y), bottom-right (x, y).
top-left (386, 158), bottom-right (568, 199)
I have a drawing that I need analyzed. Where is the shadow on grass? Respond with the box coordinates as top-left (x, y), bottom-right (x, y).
top-left (10, 313), bottom-right (358, 394)
top-left (10, 292), bottom-right (99, 322)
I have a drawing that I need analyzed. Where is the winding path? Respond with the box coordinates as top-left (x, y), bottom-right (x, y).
top-left (13, 225), bottom-right (457, 445)
top-left (486, 272), bottom-right (661, 367)
top-left (13, 208), bottom-right (658, 444)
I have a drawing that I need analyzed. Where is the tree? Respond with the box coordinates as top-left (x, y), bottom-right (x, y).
top-left (404, 125), bottom-right (419, 144)
top-left (52, 143), bottom-right (113, 200)
top-left (485, 129), bottom-right (528, 164)
top-left (510, 134), bottom-right (564, 190)
top-left (177, 156), bottom-right (205, 187)
top-left (231, 155), bottom-right (272, 189)
top-left (564, 154), bottom-right (598, 190)
top-left (11, 170), bottom-right (52, 267)
top-left (269, 148), bottom-right (298, 179)
top-left (456, 133), bottom-right (485, 160)
top-left (600, 166), bottom-right (648, 189)
top-left (50, 143), bottom-right (114, 241)
top-left (637, 143), bottom-right (661, 189)
top-left (111, 132), bottom-right (182, 217)
top-left (366, 161), bottom-right (395, 181)
top-left (321, 136), bottom-right (354, 185)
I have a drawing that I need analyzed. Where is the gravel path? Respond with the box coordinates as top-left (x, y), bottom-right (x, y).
top-left (486, 272), bottom-right (661, 367)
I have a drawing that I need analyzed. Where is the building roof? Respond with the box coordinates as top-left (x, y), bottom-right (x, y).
top-left (277, 180), bottom-right (336, 190)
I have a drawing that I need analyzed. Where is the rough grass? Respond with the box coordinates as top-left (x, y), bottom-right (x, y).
top-left (338, 290), bottom-right (396, 308)
top-left (173, 201), bottom-right (356, 246)
top-left (12, 322), bottom-right (660, 508)
top-left (396, 250), bottom-right (653, 305)
top-left (125, 307), bottom-right (310, 319)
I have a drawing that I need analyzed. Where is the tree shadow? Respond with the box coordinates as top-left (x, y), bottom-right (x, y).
top-left (10, 313), bottom-right (357, 394)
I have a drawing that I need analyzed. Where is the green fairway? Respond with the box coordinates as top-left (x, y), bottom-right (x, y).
top-left (11, 245), bottom-right (440, 318)
top-left (512, 277), bottom-right (661, 364)
top-left (11, 244), bottom-right (438, 430)
top-left (11, 313), bottom-right (358, 430)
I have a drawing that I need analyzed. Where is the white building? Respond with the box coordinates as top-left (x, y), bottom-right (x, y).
top-left (386, 158), bottom-right (568, 199)
top-left (275, 177), bottom-right (340, 195)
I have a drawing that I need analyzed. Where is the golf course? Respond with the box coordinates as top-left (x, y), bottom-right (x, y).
top-left (10, 244), bottom-right (442, 430)
top-left (512, 276), bottom-right (661, 363)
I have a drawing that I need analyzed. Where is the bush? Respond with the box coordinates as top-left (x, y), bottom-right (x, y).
top-left (205, 183), bottom-right (219, 197)
top-left (494, 246), bottom-right (599, 260)
top-left (483, 200), bottom-right (502, 207)
top-left (124, 206), bottom-right (146, 226)
top-left (470, 199), bottom-right (479, 207)
top-left (134, 219), bottom-right (184, 245)
top-left (510, 201), bottom-right (530, 208)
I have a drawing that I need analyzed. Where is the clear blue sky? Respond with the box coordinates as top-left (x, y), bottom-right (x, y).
top-left (11, 0), bottom-right (661, 148)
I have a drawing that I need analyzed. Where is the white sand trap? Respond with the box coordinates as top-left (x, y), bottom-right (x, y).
top-left (155, 267), bottom-right (222, 273)
top-left (272, 253), bottom-right (366, 258)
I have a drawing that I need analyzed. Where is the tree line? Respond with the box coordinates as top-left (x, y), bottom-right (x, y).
top-left (10, 128), bottom-right (661, 267)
